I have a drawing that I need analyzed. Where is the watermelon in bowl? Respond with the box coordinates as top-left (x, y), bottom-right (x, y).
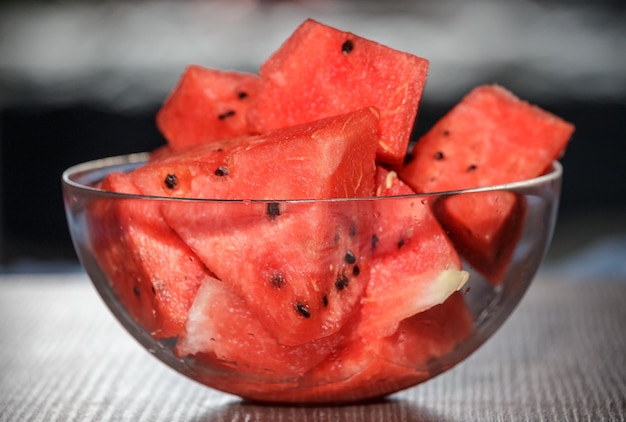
top-left (61, 18), bottom-right (572, 405)
top-left (62, 148), bottom-right (562, 404)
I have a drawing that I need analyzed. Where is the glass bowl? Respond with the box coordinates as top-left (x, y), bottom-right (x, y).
top-left (62, 153), bottom-right (562, 404)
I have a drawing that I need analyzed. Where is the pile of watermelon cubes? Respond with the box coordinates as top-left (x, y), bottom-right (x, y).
top-left (89, 19), bottom-right (574, 403)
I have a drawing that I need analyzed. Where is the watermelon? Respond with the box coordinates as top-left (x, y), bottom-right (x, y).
top-left (88, 172), bottom-right (208, 338)
top-left (247, 18), bottom-right (429, 165)
top-left (185, 291), bottom-right (472, 403)
top-left (169, 166), bottom-right (471, 402)
top-left (176, 276), bottom-right (341, 380)
top-left (433, 191), bottom-right (527, 283)
top-left (300, 290), bottom-right (473, 404)
top-left (82, 18), bottom-right (576, 404)
top-left (398, 84), bottom-right (574, 282)
top-left (113, 108), bottom-right (380, 345)
top-left (363, 167), bottom-right (469, 336)
top-left (156, 65), bottom-right (259, 150)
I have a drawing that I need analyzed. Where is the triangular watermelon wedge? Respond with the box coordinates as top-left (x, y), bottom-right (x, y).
top-left (88, 172), bottom-right (209, 338)
top-left (125, 108), bottom-right (380, 345)
top-left (247, 18), bottom-right (429, 165)
top-left (176, 276), bottom-right (341, 380)
top-left (398, 84), bottom-right (574, 283)
top-left (156, 65), bottom-right (259, 150)
top-left (199, 290), bottom-right (473, 403)
top-left (363, 167), bottom-right (469, 336)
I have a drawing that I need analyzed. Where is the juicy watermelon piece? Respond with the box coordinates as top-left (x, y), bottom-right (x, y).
top-left (398, 84), bottom-right (574, 283)
top-left (156, 65), bottom-right (259, 150)
top-left (122, 108), bottom-right (380, 345)
top-left (433, 191), bottom-right (527, 283)
top-left (192, 291), bottom-right (473, 403)
top-left (163, 199), bottom-right (372, 346)
top-left (247, 18), bottom-right (429, 165)
top-left (176, 276), bottom-right (340, 380)
top-left (182, 170), bottom-right (472, 403)
top-left (300, 291), bottom-right (473, 404)
top-left (363, 167), bottom-right (469, 336)
top-left (88, 172), bottom-right (208, 338)
top-left (141, 107), bottom-right (380, 201)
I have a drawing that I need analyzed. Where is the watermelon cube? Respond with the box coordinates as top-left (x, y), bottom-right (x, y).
top-left (176, 276), bottom-right (340, 380)
top-left (89, 172), bottom-right (208, 338)
top-left (247, 18), bottom-right (429, 165)
top-left (156, 65), bottom-right (259, 150)
top-left (363, 167), bottom-right (469, 335)
top-left (125, 108), bottom-right (380, 345)
top-left (398, 84), bottom-right (574, 282)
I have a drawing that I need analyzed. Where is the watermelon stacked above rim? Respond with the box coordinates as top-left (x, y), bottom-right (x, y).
top-left (87, 19), bottom-right (574, 403)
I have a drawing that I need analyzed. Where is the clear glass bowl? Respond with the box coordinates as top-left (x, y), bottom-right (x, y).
top-left (62, 153), bottom-right (562, 404)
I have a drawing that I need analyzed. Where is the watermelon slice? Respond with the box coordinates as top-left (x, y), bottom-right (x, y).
top-left (122, 108), bottom-right (380, 345)
top-left (190, 291), bottom-right (473, 403)
top-left (156, 65), bottom-right (259, 150)
top-left (363, 167), bottom-right (469, 336)
top-left (177, 170), bottom-right (473, 403)
top-left (433, 190), bottom-right (527, 283)
top-left (247, 18), bottom-right (429, 165)
top-left (88, 172), bottom-right (208, 338)
top-left (398, 84), bottom-right (574, 282)
top-left (301, 291), bottom-right (474, 404)
top-left (176, 276), bottom-right (341, 380)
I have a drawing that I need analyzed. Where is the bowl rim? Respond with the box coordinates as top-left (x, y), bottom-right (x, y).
top-left (62, 152), bottom-right (563, 203)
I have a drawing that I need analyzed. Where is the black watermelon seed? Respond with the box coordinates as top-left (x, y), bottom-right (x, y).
top-left (164, 173), bottom-right (178, 189)
top-left (322, 295), bottom-right (329, 307)
top-left (215, 166), bottom-right (229, 176)
top-left (295, 303), bottom-right (311, 318)
top-left (434, 151), bottom-right (444, 160)
top-left (349, 222), bottom-right (357, 237)
top-left (218, 110), bottom-right (236, 120)
top-left (270, 273), bottom-right (285, 289)
top-left (342, 39), bottom-right (354, 54)
top-left (267, 202), bottom-right (281, 220)
top-left (335, 274), bottom-right (349, 291)
top-left (344, 251), bottom-right (356, 264)
top-left (371, 234), bottom-right (379, 250)
top-left (151, 286), bottom-right (156, 294)
top-left (237, 91), bottom-right (248, 100)
top-left (352, 265), bottom-right (360, 276)
top-left (467, 164), bottom-right (477, 172)
top-left (133, 285), bottom-right (140, 296)
top-left (398, 239), bottom-right (405, 249)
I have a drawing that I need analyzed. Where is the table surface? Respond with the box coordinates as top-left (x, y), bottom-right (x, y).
top-left (1, 271), bottom-right (624, 422)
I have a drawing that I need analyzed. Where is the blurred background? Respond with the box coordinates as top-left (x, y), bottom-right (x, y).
top-left (1, 0), bottom-right (625, 274)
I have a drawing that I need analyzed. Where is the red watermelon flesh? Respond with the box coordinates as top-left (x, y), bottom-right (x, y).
top-left (303, 291), bottom-right (473, 404)
top-left (433, 191), bottom-right (527, 283)
top-left (195, 291), bottom-right (473, 404)
top-left (176, 276), bottom-right (341, 380)
top-left (122, 108), bottom-right (380, 345)
top-left (363, 168), bottom-right (469, 336)
top-left (137, 107), bottom-right (380, 201)
top-left (156, 65), bottom-right (259, 150)
top-left (398, 84), bottom-right (574, 283)
top-left (88, 172), bottom-right (208, 338)
top-left (158, 198), bottom-right (372, 346)
top-left (247, 18), bottom-right (429, 165)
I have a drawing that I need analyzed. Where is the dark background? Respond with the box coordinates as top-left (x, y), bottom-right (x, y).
top-left (1, 0), bottom-right (625, 270)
